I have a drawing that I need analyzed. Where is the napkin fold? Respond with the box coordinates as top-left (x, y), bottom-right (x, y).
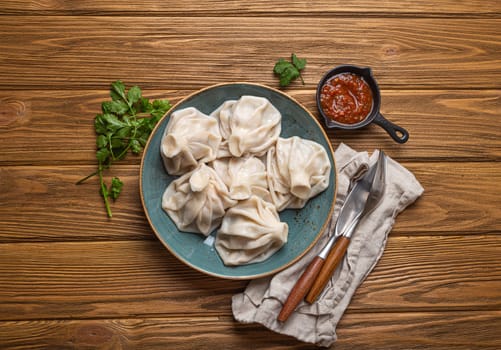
top-left (232, 143), bottom-right (424, 347)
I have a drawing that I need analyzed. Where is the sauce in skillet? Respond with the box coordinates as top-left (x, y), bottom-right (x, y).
top-left (320, 73), bottom-right (373, 124)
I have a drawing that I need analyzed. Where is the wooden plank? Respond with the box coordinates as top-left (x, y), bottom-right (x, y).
top-left (0, 312), bottom-right (499, 349)
top-left (0, 17), bottom-right (499, 90)
top-left (0, 89), bottom-right (499, 165)
top-left (0, 0), bottom-right (499, 16)
top-left (0, 236), bottom-right (499, 321)
top-left (0, 157), bottom-right (482, 237)
top-left (0, 161), bottom-right (499, 242)
top-left (0, 89), bottom-right (184, 166)
top-left (0, 165), bottom-right (153, 241)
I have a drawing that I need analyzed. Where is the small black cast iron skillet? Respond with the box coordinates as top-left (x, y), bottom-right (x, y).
top-left (316, 65), bottom-right (409, 144)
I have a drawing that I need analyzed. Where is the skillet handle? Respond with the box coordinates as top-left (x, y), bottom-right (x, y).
top-left (277, 256), bottom-right (325, 322)
top-left (306, 236), bottom-right (351, 303)
top-left (373, 112), bottom-right (409, 143)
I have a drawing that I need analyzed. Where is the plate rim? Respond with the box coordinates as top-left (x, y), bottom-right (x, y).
top-left (139, 82), bottom-right (337, 279)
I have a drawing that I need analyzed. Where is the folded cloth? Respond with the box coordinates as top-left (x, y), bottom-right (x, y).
top-left (232, 143), bottom-right (424, 347)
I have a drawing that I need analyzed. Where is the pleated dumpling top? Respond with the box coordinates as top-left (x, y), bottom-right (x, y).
top-left (267, 136), bottom-right (331, 211)
top-left (161, 107), bottom-right (221, 175)
top-left (215, 195), bottom-right (288, 266)
top-left (215, 96), bottom-right (281, 158)
top-left (162, 163), bottom-right (237, 236)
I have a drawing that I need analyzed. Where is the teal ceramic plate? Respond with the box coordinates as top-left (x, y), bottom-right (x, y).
top-left (140, 83), bottom-right (337, 279)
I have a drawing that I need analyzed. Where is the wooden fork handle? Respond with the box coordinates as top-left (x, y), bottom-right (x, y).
top-left (305, 236), bottom-right (351, 304)
top-left (277, 256), bottom-right (325, 322)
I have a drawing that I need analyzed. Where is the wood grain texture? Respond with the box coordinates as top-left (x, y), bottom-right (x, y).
top-left (0, 17), bottom-right (499, 90)
top-left (0, 312), bottom-right (500, 350)
top-left (0, 236), bottom-right (499, 321)
top-left (0, 1), bottom-right (499, 348)
top-left (0, 165), bottom-right (152, 242)
top-left (0, 89), bottom-right (499, 165)
top-left (0, 0), bottom-right (500, 16)
top-left (1, 161), bottom-right (499, 242)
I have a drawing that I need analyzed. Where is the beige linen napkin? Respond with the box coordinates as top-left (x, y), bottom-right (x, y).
top-left (232, 143), bottom-right (424, 347)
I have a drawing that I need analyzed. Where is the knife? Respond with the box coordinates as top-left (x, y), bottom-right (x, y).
top-left (277, 151), bottom-right (386, 322)
top-left (305, 150), bottom-right (386, 303)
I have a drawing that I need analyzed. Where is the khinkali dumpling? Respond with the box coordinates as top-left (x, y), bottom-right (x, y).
top-left (210, 100), bottom-right (236, 158)
top-left (162, 164), bottom-right (236, 236)
top-left (210, 100), bottom-right (236, 141)
top-left (210, 156), bottom-right (271, 202)
top-left (161, 107), bottom-right (221, 175)
top-left (215, 196), bottom-right (288, 266)
top-left (217, 96), bottom-right (281, 157)
top-left (267, 136), bottom-right (331, 211)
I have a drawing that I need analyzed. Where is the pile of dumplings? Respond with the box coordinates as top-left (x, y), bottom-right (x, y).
top-left (160, 95), bottom-right (331, 266)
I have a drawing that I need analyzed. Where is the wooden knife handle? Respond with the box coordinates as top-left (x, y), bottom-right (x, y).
top-left (305, 236), bottom-right (351, 304)
top-left (277, 256), bottom-right (325, 322)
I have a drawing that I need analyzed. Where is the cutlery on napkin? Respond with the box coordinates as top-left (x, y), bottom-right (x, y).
top-left (232, 143), bottom-right (424, 347)
top-left (277, 150), bottom-right (387, 322)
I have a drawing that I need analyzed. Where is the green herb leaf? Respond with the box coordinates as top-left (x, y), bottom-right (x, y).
top-left (130, 139), bottom-right (142, 154)
top-left (114, 126), bottom-right (131, 139)
top-left (102, 113), bottom-right (127, 131)
top-left (94, 114), bottom-right (108, 134)
top-left (110, 80), bottom-right (127, 102)
top-left (139, 97), bottom-right (153, 112)
top-left (278, 64), bottom-right (300, 87)
top-left (103, 100), bottom-right (129, 115)
top-left (110, 137), bottom-right (125, 149)
top-left (273, 53), bottom-right (307, 87)
top-left (138, 134), bottom-right (149, 147)
top-left (96, 134), bottom-right (108, 148)
top-left (127, 86), bottom-right (142, 105)
top-left (273, 59), bottom-right (290, 74)
top-left (291, 53), bottom-right (306, 70)
top-left (110, 177), bottom-right (123, 200)
top-left (152, 99), bottom-right (172, 111)
top-left (96, 147), bottom-right (110, 163)
top-left (77, 80), bottom-right (171, 218)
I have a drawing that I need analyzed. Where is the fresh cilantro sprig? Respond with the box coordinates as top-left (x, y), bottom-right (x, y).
top-left (273, 53), bottom-right (307, 87)
top-left (77, 80), bottom-right (171, 218)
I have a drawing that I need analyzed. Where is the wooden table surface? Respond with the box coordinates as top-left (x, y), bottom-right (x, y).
top-left (0, 1), bottom-right (500, 349)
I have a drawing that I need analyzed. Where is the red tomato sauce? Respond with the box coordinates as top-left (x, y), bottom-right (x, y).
top-left (320, 73), bottom-right (373, 124)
